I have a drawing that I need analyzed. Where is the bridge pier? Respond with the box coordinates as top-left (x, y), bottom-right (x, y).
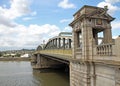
top-left (32, 54), bottom-right (69, 71)
top-left (70, 61), bottom-right (120, 86)
top-left (70, 61), bottom-right (91, 86)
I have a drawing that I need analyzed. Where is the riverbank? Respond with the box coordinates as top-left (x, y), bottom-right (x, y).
top-left (0, 57), bottom-right (31, 61)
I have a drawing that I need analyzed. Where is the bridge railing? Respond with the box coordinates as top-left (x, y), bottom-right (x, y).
top-left (35, 49), bottom-right (72, 57)
top-left (96, 43), bottom-right (113, 56)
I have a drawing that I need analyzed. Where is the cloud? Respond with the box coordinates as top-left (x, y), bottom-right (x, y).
top-left (0, 24), bottom-right (61, 50)
top-left (58, 0), bottom-right (75, 9)
top-left (2, 0), bottom-right (31, 19)
top-left (0, 0), bottom-right (32, 27)
top-left (62, 26), bottom-right (72, 32)
top-left (0, 14), bottom-right (17, 27)
top-left (22, 17), bottom-right (34, 21)
top-left (105, 0), bottom-right (120, 4)
top-left (111, 21), bottom-right (120, 29)
top-left (60, 18), bottom-right (73, 23)
top-left (97, 2), bottom-right (119, 15)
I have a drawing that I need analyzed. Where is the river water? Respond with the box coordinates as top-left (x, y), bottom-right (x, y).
top-left (0, 61), bottom-right (69, 86)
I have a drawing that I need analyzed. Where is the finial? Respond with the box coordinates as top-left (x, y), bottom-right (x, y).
top-left (104, 6), bottom-right (108, 12)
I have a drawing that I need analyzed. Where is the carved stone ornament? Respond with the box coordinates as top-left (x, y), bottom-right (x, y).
top-left (74, 22), bottom-right (81, 32)
top-left (86, 7), bottom-right (114, 22)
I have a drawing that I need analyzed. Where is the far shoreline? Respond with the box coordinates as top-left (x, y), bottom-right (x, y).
top-left (0, 57), bottom-right (31, 61)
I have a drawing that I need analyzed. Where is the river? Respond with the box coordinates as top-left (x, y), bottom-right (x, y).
top-left (0, 61), bottom-right (69, 86)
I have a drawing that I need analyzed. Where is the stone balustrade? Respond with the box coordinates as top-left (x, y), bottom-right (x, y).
top-left (96, 44), bottom-right (113, 56)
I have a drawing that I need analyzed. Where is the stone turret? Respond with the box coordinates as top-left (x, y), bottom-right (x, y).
top-left (69, 5), bottom-right (115, 60)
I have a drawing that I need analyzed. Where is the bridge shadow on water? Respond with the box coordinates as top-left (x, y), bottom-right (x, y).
top-left (32, 65), bottom-right (69, 86)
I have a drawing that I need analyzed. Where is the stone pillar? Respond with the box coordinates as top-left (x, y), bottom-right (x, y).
top-left (63, 38), bottom-right (65, 49)
top-left (107, 24), bottom-right (112, 43)
top-left (52, 40), bottom-right (54, 48)
top-left (81, 19), bottom-right (93, 60)
top-left (31, 54), bottom-right (37, 63)
top-left (52, 39), bottom-right (54, 48)
top-left (94, 33), bottom-right (98, 45)
top-left (55, 38), bottom-right (57, 49)
top-left (36, 54), bottom-right (41, 67)
top-left (58, 38), bottom-right (61, 49)
top-left (103, 24), bottom-right (112, 44)
top-left (68, 39), bottom-right (72, 48)
top-left (72, 30), bottom-right (78, 58)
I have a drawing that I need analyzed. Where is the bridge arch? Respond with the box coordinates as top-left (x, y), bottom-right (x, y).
top-left (43, 32), bottom-right (72, 50)
top-left (36, 45), bottom-right (43, 51)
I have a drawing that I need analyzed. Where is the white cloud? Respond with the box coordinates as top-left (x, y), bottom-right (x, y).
top-left (62, 26), bottom-right (72, 32)
top-left (3, 0), bottom-right (31, 19)
top-left (97, 1), bottom-right (119, 15)
top-left (0, 14), bottom-right (17, 27)
top-left (105, 0), bottom-right (120, 4)
top-left (60, 18), bottom-right (73, 23)
top-left (58, 0), bottom-right (75, 9)
top-left (0, 24), bottom-right (61, 50)
top-left (22, 17), bottom-right (34, 21)
top-left (111, 21), bottom-right (120, 29)
top-left (0, 0), bottom-right (32, 27)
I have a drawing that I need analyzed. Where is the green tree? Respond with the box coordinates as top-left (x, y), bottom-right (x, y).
top-left (16, 53), bottom-right (21, 57)
top-left (0, 52), bottom-right (3, 57)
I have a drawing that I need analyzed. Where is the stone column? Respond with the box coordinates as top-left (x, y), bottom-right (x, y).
top-left (58, 38), bottom-right (61, 49)
top-left (103, 24), bottom-right (112, 44)
top-left (63, 38), bottom-right (65, 49)
top-left (94, 33), bottom-right (98, 45)
top-left (81, 19), bottom-right (93, 60)
top-left (68, 39), bottom-right (72, 48)
top-left (36, 54), bottom-right (41, 68)
top-left (72, 30), bottom-right (78, 58)
top-left (52, 39), bottom-right (54, 48)
top-left (107, 24), bottom-right (112, 43)
top-left (55, 38), bottom-right (57, 49)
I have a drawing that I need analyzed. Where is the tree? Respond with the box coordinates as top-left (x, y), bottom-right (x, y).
top-left (0, 52), bottom-right (3, 57)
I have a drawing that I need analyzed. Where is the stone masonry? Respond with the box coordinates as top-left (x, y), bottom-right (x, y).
top-left (69, 5), bottom-right (120, 86)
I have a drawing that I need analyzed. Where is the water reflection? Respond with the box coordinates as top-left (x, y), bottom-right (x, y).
top-left (33, 70), bottom-right (69, 86)
top-left (0, 61), bottom-right (69, 86)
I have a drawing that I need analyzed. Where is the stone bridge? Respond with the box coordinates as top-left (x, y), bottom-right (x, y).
top-left (32, 5), bottom-right (120, 86)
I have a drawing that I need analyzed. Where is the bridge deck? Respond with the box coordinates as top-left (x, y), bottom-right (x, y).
top-left (35, 49), bottom-right (120, 66)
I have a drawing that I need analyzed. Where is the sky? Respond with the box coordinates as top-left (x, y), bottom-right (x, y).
top-left (0, 0), bottom-right (120, 51)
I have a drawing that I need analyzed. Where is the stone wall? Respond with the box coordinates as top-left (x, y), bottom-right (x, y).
top-left (113, 36), bottom-right (120, 58)
top-left (70, 61), bottom-right (118, 86)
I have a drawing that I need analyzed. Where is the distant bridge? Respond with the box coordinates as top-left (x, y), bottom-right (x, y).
top-left (32, 5), bottom-right (120, 86)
